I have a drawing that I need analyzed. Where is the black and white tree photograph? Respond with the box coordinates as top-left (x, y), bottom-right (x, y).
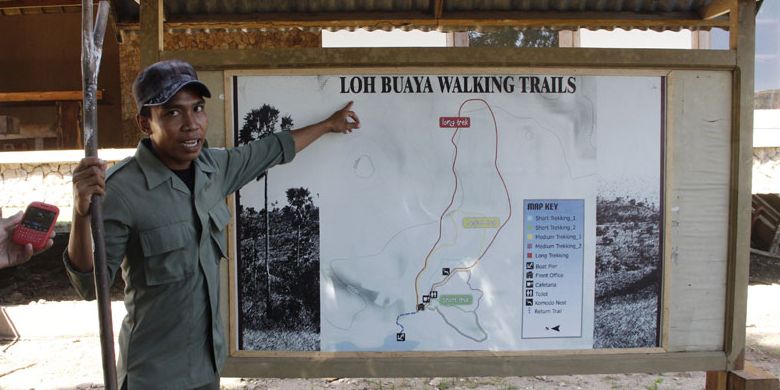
top-left (235, 104), bottom-right (321, 351)
top-left (591, 77), bottom-right (664, 348)
top-left (593, 193), bottom-right (662, 348)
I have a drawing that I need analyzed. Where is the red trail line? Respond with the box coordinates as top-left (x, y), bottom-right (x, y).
top-left (413, 98), bottom-right (513, 305)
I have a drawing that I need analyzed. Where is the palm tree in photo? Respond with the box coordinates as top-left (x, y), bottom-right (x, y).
top-left (285, 187), bottom-right (314, 263)
top-left (238, 104), bottom-right (294, 316)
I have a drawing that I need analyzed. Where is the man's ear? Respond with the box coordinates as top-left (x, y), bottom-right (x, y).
top-left (136, 114), bottom-right (152, 136)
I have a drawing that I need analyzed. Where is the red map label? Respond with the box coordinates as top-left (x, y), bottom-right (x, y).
top-left (439, 117), bottom-right (471, 128)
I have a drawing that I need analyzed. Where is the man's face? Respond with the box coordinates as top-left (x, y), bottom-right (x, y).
top-left (138, 86), bottom-right (208, 170)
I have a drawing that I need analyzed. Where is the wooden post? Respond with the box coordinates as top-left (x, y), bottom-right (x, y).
top-left (707, 370), bottom-right (728, 390)
top-left (729, 0), bottom-right (740, 50)
top-left (727, 363), bottom-right (780, 390)
top-left (708, 0), bottom-right (759, 387)
top-left (706, 364), bottom-right (779, 390)
top-left (725, 0), bottom-right (754, 371)
top-left (57, 101), bottom-right (82, 149)
top-left (139, 0), bottom-right (164, 68)
top-left (81, 0), bottom-right (117, 389)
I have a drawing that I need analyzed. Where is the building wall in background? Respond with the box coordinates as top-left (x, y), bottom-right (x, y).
top-left (0, 27), bottom-right (322, 220)
top-left (0, 149), bottom-right (133, 227)
top-left (0, 15), bottom-right (321, 149)
top-left (116, 29), bottom-right (321, 146)
top-left (0, 12), bottom-right (123, 148)
top-left (754, 147), bottom-right (780, 194)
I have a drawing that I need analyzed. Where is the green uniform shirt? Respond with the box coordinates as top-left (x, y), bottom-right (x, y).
top-left (64, 132), bottom-right (295, 389)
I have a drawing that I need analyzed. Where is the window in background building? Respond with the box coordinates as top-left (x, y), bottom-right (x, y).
top-left (468, 28), bottom-right (559, 47)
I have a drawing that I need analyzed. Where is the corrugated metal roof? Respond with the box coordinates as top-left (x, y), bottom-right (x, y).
top-left (1, 0), bottom-right (736, 31)
top-left (115, 0), bottom-right (733, 31)
top-left (113, 0), bottom-right (719, 16)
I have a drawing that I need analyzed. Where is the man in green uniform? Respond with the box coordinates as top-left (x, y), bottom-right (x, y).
top-left (65, 60), bottom-right (359, 389)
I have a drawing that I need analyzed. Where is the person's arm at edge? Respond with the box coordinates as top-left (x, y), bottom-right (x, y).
top-left (66, 157), bottom-right (108, 273)
top-left (290, 101), bottom-right (360, 153)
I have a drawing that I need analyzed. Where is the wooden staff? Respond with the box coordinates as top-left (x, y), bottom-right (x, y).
top-left (81, 1), bottom-right (117, 388)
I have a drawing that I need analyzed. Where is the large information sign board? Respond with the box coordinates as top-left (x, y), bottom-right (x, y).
top-left (229, 71), bottom-right (663, 353)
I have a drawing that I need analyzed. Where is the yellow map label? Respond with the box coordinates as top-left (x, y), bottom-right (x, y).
top-left (462, 217), bottom-right (500, 229)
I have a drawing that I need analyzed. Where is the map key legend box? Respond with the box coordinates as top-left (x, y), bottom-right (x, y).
top-left (522, 199), bottom-right (584, 339)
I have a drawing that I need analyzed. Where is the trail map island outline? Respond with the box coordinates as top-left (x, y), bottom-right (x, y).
top-left (233, 73), bottom-right (663, 352)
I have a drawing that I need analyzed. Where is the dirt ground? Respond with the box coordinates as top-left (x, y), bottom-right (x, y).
top-left (1, 237), bottom-right (778, 389)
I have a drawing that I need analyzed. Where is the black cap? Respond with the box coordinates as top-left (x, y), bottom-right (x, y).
top-left (132, 59), bottom-right (212, 114)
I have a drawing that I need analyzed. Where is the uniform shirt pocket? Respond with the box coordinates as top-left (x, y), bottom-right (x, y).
top-left (208, 202), bottom-right (230, 259)
top-left (139, 222), bottom-right (196, 285)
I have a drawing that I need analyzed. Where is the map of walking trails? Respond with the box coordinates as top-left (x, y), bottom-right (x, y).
top-left (233, 73), bottom-right (663, 352)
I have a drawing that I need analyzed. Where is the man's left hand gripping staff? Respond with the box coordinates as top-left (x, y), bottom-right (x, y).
top-left (67, 157), bottom-right (108, 273)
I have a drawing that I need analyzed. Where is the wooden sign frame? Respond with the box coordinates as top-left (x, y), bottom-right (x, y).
top-left (118, 0), bottom-right (757, 381)
top-left (163, 43), bottom-right (750, 377)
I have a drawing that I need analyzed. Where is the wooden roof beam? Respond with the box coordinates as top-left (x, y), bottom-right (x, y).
top-left (139, 0), bottom-right (163, 67)
top-left (700, 0), bottom-right (735, 19)
top-left (432, 0), bottom-right (444, 20)
top-left (117, 10), bottom-right (731, 31)
top-left (0, 0), bottom-right (96, 9)
top-left (0, 90), bottom-right (102, 102)
top-left (162, 47), bottom-right (736, 71)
